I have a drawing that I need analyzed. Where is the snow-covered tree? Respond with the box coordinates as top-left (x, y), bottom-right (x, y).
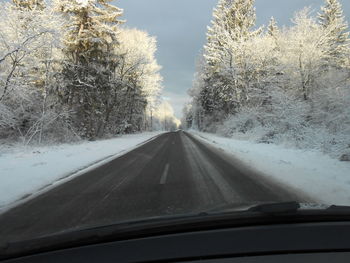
top-left (12, 0), bottom-right (45, 10)
top-left (198, 0), bottom-right (262, 122)
top-left (111, 28), bottom-right (162, 133)
top-left (204, 0), bottom-right (260, 70)
top-left (188, 1), bottom-right (350, 159)
top-left (280, 8), bottom-right (333, 100)
top-left (181, 102), bottom-right (193, 129)
top-left (55, 0), bottom-right (123, 63)
top-left (204, 0), bottom-right (226, 69)
top-left (54, 0), bottom-right (124, 139)
top-left (225, 0), bottom-right (261, 40)
top-left (267, 17), bottom-right (279, 37)
top-left (0, 0), bottom-right (165, 144)
top-left (153, 100), bottom-right (179, 131)
top-left (0, 1), bottom-right (68, 144)
top-left (318, 0), bottom-right (349, 64)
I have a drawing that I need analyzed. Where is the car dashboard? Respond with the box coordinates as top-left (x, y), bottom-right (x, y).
top-left (2, 220), bottom-right (350, 263)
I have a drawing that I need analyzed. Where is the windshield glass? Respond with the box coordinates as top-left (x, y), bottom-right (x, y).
top-left (0, 0), bottom-right (350, 247)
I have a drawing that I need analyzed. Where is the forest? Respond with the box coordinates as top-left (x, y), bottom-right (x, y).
top-left (184, 0), bottom-right (350, 160)
top-left (0, 0), bottom-right (178, 145)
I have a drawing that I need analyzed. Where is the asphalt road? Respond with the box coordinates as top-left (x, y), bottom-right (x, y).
top-left (0, 131), bottom-right (307, 243)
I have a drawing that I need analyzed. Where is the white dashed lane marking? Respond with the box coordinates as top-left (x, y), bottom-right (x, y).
top-left (160, 163), bottom-right (170, 185)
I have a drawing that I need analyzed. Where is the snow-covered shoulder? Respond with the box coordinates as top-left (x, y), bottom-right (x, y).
top-left (190, 131), bottom-right (350, 206)
top-left (0, 132), bottom-right (164, 212)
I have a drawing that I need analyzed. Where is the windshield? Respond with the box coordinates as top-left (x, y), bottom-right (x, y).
top-left (0, 0), bottom-right (350, 248)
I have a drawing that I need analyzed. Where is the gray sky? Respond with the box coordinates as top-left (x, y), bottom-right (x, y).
top-left (115, 0), bottom-right (350, 119)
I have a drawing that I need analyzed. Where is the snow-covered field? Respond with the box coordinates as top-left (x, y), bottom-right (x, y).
top-left (0, 132), bottom-right (164, 212)
top-left (191, 131), bottom-right (350, 206)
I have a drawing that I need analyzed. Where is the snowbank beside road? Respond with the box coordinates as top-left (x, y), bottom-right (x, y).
top-left (0, 132), bottom-right (164, 211)
top-left (191, 131), bottom-right (350, 205)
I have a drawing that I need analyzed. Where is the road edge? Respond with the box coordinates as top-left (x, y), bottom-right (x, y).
top-left (186, 131), bottom-right (317, 204)
top-left (0, 132), bottom-right (167, 215)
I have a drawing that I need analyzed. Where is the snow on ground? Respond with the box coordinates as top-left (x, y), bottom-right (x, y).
top-left (0, 132), bottom-right (164, 211)
top-left (190, 131), bottom-right (350, 206)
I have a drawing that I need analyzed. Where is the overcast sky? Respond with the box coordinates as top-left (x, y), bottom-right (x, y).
top-left (115, 0), bottom-right (350, 119)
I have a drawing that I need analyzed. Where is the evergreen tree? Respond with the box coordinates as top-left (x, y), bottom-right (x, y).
top-left (318, 0), bottom-right (349, 63)
top-left (204, 0), bottom-right (227, 69)
top-left (204, 0), bottom-right (260, 70)
top-left (201, 0), bottom-right (261, 119)
top-left (55, 0), bottom-right (124, 139)
top-left (219, 0), bottom-right (261, 109)
top-left (225, 0), bottom-right (260, 41)
top-left (56, 0), bottom-right (123, 64)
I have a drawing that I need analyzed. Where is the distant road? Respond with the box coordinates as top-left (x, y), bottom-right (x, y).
top-left (0, 131), bottom-right (307, 243)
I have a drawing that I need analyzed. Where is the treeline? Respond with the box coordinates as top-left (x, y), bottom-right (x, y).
top-left (184, 0), bottom-right (350, 159)
top-left (0, 0), bottom-right (170, 144)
